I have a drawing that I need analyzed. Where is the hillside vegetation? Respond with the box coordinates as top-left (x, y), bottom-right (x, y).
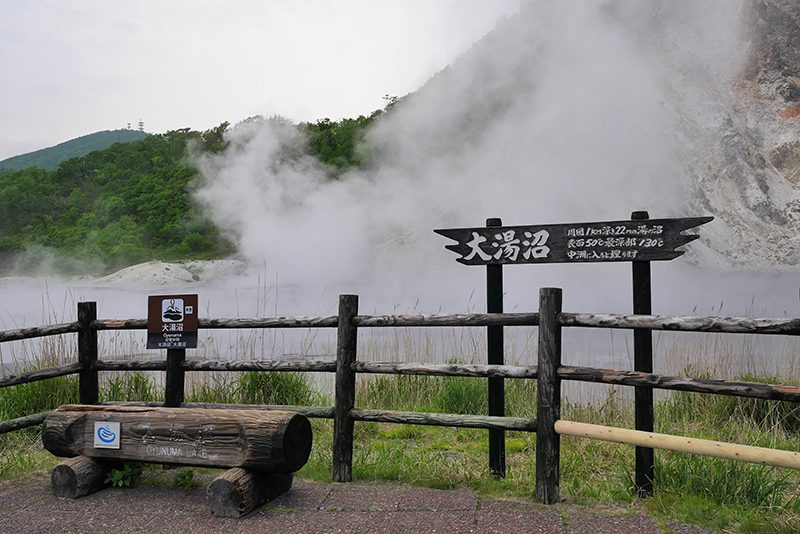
top-left (0, 112), bottom-right (381, 274)
top-left (0, 129), bottom-right (149, 173)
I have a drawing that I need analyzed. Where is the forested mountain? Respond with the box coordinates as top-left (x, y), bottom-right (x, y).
top-left (0, 114), bottom-right (380, 274)
top-left (0, 129), bottom-right (149, 173)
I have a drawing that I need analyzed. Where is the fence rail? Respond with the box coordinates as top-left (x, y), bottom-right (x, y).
top-left (560, 312), bottom-right (800, 334)
top-left (0, 322), bottom-right (80, 342)
top-left (0, 362), bottom-right (83, 388)
top-left (1, 290), bottom-right (797, 504)
top-left (351, 361), bottom-right (538, 379)
top-left (558, 365), bottom-right (800, 402)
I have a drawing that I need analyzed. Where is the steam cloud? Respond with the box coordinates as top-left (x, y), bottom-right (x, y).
top-left (194, 0), bottom-right (792, 314)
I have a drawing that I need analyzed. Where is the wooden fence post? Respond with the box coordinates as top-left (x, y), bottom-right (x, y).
top-left (164, 349), bottom-right (186, 407)
top-left (77, 302), bottom-right (98, 404)
top-left (631, 210), bottom-right (654, 496)
top-left (536, 287), bottom-right (562, 504)
top-left (486, 217), bottom-right (506, 478)
top-left (333, 294), bottom-right (359, 482)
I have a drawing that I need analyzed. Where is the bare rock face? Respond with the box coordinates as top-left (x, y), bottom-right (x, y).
top-left (684, 0), bottom-right (800, 269)
top-left (745, 0), bottom-right (800, 104)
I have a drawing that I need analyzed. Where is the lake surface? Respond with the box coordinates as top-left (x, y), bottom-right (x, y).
top-left (1, 263), bottom-right (797, 403)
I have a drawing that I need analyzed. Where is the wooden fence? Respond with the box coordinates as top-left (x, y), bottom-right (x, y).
top-left (1, 289), bottom-right (799, 503)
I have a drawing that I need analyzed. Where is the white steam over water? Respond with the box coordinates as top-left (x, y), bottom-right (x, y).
top-left (2, 1), bottom-right (798, 398)
top-left (191, 0), bottom-right (763, 307)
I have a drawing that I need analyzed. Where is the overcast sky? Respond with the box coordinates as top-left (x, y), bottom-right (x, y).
top-left (0, 0), bottom-right (519, 160)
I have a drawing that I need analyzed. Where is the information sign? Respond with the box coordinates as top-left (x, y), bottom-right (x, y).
top-left (146, 294), bottom-right (198, 349)
top-left (434, 216), bottom-right (713, 265)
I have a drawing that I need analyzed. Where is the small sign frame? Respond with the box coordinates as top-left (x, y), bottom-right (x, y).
top-left (93, 421), bottom-right (121, 449)
top-left (147, 294), bottom-right (198, 349)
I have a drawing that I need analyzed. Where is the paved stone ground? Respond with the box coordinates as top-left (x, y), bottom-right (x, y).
top-left (0, 474), bottom-right (716, 533)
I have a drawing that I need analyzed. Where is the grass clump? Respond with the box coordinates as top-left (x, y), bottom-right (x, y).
top-left (0, 361), bottom-right (80, 481)
top-left (0, 375), bottom-right (77, 421)
top-left (358, 371), bottom-right (536, 418)
top-left (101, 372), bottom-right (161, 402)
top-left (235, 371), bottom-right (321, 406)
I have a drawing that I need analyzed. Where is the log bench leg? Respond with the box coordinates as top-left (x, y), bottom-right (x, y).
top-left (51, 456), bottom-right (110, 499)
top-left (207, 468), bottom-right (293, 518)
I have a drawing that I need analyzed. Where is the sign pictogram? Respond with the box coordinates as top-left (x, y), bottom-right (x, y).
top-left (93, 421), bottom-right (121, 449)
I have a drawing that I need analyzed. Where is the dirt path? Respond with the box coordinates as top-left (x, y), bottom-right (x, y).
top-left (0, 474), bottom-right (715, 533)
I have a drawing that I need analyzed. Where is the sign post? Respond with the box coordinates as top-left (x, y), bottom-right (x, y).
top-left (147, 294), bottom-right (198, 408)
top-left (631, 211), bottom-right (654, 496)
top-left (486, 217), bottom-right (505, 479)
top-left (435, 214), bottom-right (712, 495)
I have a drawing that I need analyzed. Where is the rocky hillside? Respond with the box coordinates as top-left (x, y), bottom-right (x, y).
top-left (689, 0), bottom-right (800, 268)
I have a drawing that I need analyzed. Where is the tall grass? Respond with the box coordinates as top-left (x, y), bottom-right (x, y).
top-left (358, 373), bottom-right (537, 418)
top-left (0, 356), bottom-right (78, 420)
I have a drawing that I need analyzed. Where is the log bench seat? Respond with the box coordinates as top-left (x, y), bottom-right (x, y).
top-left (42, 405), bottom-right (313, 517)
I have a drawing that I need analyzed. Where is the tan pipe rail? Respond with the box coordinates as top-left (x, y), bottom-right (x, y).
top-left (555, 420), bottom-right (800, 470)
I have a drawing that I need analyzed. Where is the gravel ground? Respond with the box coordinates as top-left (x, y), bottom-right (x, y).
top-left (0, 474), bottom-right (718, 533)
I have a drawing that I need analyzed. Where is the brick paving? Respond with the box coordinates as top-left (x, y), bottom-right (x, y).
top-left (0, 475), bottom-right (717, 533)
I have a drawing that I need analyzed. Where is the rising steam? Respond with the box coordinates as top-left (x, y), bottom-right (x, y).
top-left (193, 1), bottom-right (797, 313)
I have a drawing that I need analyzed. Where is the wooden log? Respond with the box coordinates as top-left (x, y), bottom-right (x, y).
top-left (555, 420), bottom-right (800, 470)
top-left (78, 302), bottom-right (99, 404)
top-left (559, 313), bottom-right (800, 335)
top-left (181, 402), bottom-right (335, 419)
top-left (51, 456), bottom-right (110, 499)
top-left (486, 217), bottom-right (506, 479)
top-left (0, 322), bottom-right (80, 343)
top-left (207, 468), bottom-right (293, 518)
top-left (99, 401), bottom-right (163, 408)
top-left (353, 313), bottom-right (539, 328)
top-left (164, 349), bottom-right (185, 408)
top-left (42, 405), bottom-right (312, 472)
top-left (537, 287), bottom-right (562, 504)
top-left (333, 294), bottom-right (358, 482)
top-left (182, 359), bottom-right (336, 373)
top-left (99, 400), bottom-right (334, 419)
top-left (0, 411), bottom-right (52, 434)
top-left (349, 409), bottom-right (537, 431)
top-left (200, 317), bottom-right (338, 329)
top-left (93, 360), bottom-right (168, 372)
top-left (631, 210), bottom-right (654, 497)
top-left (558, 366), bottom-right (800, 403)
top-left (352, 361), bottom-right (537, 379)
top-left (0, 362), bottom-right (82, 388)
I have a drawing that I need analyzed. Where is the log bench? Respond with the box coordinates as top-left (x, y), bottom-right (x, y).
top-left (42, 405), bottom-right (313, 517)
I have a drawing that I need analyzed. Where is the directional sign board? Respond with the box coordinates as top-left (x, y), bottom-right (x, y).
top-left (434, 216), bottom-right (713, 265)
top-left (146, 294), bottom-right (198, 349)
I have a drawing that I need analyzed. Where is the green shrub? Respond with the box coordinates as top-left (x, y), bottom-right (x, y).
top-left (105, 463), bottom-right (143, 488)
